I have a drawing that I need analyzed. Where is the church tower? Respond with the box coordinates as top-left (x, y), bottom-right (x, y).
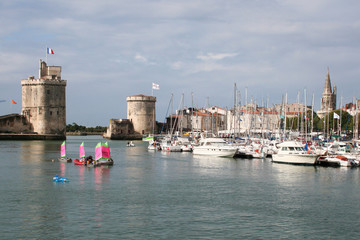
top-left (21, 60), bottom-right (67, 138)
top-left (317, 68), bottom-right (337, 118)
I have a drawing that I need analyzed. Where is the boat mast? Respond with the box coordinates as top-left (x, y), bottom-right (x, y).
top-left (180, 93), bottom-right (184, 136)
top-left (262, 98), bottom-right (265, 139)
top-left (245, 87), bottom-right (248, 137)
top-left (340, 95), bottom-right (343, 136)
top-left (355, 97), bottom-right (359, 140)
top-left (191, 92), bottom-right (194, 137)
top-left (311, 92), bottom-right (314, 135)
top-left (284, 92), bottom-right (288, 139)
top-left (327, 100), bottom-right (330, 140)
top-left (233, 83), bottom-right (236, 138)
top-left (237, 89), bottom-right (241, 137)
top-left (304, 88), bottom-right (307, 142)
top-left (297, 91), bottom-right (300, 133)
top-left (170, 93), bottom-right (173, 136)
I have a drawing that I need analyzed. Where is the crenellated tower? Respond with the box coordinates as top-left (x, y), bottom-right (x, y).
top-left (21, 60), bottom-right (67, 138)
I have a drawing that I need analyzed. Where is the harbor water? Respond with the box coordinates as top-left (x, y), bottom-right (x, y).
top-left (1, 136), bottom-right (360, 239)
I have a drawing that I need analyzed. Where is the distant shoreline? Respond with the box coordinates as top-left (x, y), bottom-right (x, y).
top-left (66, 132), bottom-right (103, 136)
top-left (0, 133), bottom-right (65, 140)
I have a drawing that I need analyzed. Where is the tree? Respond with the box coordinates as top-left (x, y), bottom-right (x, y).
top-left (317, 110), bottom-right (355, 134)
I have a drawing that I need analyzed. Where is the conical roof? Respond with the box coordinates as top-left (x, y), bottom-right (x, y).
top-left (323, 68), bottom-right (332, 94)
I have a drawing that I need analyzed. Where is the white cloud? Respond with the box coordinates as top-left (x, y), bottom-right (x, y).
top-left (170, 61), bottom-right (184, 70)
top-left (197, 53), bottom-right (238, 61)
top-left (134, 53), bottom-right (148, 63)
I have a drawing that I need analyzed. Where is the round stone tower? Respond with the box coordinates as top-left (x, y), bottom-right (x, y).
top-left (127, 94), bottom-right (156, 135)
top-left (21, 60), bottom-right (66, 138)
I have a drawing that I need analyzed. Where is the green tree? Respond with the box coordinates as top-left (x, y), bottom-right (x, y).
top-left (317, 110), bottom-right (358, 135)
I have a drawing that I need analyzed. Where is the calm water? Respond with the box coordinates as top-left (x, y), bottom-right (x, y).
top-left (1, 136), bottom-right (360, 239)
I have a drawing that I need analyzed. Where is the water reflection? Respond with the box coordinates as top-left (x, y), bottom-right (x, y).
top-left (60, 162), bottom-right (67, 176)
top-left (94, 166), bottom-right (110, 190)
top-left (20, 140), bottom-right (59, 164)
top-left (271, 162), bottom-right (317, 186)
top-left (76, 165), bottom-right (85, 185)
top-left (192, 155), bottom-right (236, 175)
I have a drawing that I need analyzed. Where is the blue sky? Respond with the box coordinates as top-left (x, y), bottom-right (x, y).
top-left (1, 0), bottom-right (360, 126)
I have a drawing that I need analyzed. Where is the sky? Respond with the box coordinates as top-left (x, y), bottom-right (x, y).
top-left (1, 0), bottom-right (360, 127)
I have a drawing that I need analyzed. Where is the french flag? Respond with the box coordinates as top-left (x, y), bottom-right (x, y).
top-left (47, 48), bottom-right (54, 54)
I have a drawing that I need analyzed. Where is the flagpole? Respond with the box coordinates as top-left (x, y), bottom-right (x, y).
top-left (46, 46), bottom-right (48, 63)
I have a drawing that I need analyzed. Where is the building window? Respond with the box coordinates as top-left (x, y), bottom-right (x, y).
top-left (50, 111), bottom-right (52, 116)
top-left (47, 90), bottom-right (50, 94)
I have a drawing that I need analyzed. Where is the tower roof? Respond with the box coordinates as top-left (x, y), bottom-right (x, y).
top-left (323, 68), bottom-right (332, 94)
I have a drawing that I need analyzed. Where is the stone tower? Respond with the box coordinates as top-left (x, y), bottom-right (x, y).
top-left (317, 68), bottom-right (337, 118)
top-left (126, 94), bottom-right (156, 135)
top-left (21, 60), bottom-right (67, 138)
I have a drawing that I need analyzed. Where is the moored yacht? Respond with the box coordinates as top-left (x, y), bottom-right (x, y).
top-left (192, 138), bottom-right (237, 157)
top-left (272, 141), bottom-right (319, 165)
top-left (160, 137), bottom-right (182, 152)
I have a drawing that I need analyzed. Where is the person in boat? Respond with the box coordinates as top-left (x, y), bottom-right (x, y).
top-left (86, 155), bottom-right (93, 165)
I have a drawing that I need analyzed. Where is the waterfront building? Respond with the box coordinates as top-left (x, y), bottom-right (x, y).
top-left (273, 103), bottom-right (312, 118)
top-left (225, 104), bottom-right (280, 136)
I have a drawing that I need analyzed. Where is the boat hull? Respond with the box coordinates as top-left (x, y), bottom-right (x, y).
top-left (193, 147), bottom-right (236, 157)
top-left (74, 158), bottom-right (85, 165)
top-left (272, 154), bottom-right (318, 165)
top-left (98, 159), bottom-right (114, 166)
top-left (58, 158), bottom-right (72, 163)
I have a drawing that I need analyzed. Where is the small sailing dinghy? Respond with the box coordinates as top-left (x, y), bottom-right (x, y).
top-left (74, 142), bottom-right (86, 166)
top-left (95, 142), bottom-right (114, 166)
top-left (58, 141), bottom-right (72, 163)
top-left (126, 141), bottom-right (135, 147)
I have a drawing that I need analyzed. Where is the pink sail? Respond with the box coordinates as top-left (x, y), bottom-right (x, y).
top-left (79, 142), bottom-right (85, 158)
top-left (95, 142), bottom-right (110, 160)
top-left (60, 141), bottom-right (66, 158)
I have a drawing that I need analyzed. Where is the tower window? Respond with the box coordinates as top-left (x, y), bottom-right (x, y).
top-left (47, 90), bottom-right (50, 94)
top-left (50, 111), bottom-right (52, 116)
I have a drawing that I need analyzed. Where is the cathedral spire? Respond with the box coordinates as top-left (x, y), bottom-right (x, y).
top-left (323, 67), bottom-right (332, 94)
